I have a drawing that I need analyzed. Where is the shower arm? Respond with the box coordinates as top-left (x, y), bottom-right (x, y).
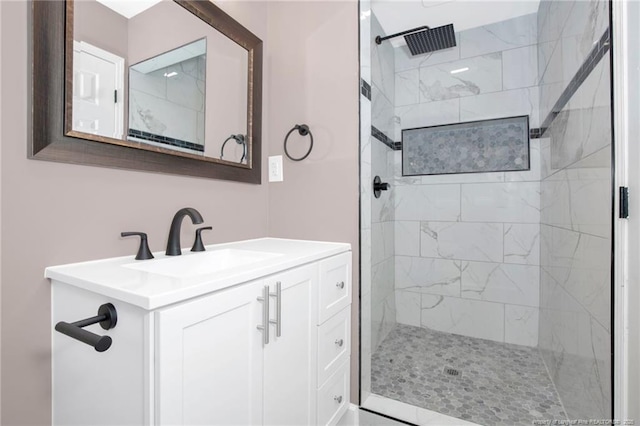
top-left (375, 26), bottom-right (430, 45)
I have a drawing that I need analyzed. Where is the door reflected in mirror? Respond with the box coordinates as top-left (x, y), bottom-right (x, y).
top-left (69, 0), bottom-right (250, 166)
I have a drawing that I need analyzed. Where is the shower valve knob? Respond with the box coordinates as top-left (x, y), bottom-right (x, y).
top-left (373, 176), bottom-right (390, 198)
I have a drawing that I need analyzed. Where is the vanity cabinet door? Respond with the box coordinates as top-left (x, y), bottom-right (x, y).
top-left (155, 280), bottom-right (264, 426)
top-left (263, 264), bottom-right (318, 426)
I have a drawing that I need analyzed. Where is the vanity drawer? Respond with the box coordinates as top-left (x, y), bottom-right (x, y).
top-left (317, 357), bottom-right (350, 426)
top-left (318, 252), bottom-right (351, 324)
top-left (318, 307), bottom-right (350, 386)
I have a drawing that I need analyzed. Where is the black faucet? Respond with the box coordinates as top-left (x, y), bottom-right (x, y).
top-left (166, 207), bottom-right (204, 256)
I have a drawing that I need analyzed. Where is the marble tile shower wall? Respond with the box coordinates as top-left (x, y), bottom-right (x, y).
top-left (392, 150), bottom-right (542, 347)
top-left (537, 0), bottom-right (611, 420)
top-left (371, 13), bottom-right (396, 142)
top-left (370, 11), bottom-right (396, 354)
top-left (394, 13), bottom-right (539, 140)
top-left (129, 56), bottom-right (206, 146)
top-left (371, 142), bottom-right (396, 353)
top-left (391, 13), bottom-right (542, 347)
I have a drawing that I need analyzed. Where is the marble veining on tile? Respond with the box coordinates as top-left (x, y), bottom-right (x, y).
top-left (505, 305), bottom-right (539, 346)
top-left (420, 221), bottom-right (503, 262)
top-left (460, 87), bottom-right (540, 127)
top-left (129, 91), bottom-right (199, 143)
top-left (394, 221), bottom-right (420, 256)
top-left (128, 55), bottom-right (205, 145)
top-left (371, 13), bottom-right (395, 109)
top-left (502, 45), bottom-right (539, 90)
top-left (395, 42), bottom-right (461, 73)
top-left (461, 261), bottom-right (540, 307)
top-left (372, 88), bottom-right (395, 141)
top-left (371, 324), bottom-right (566, 425)
top-left (541, 148), bottom-right (611, 239)
top-left (421, 294), bottom-right (504, 341)
top-left (360, 4), bottom-right (377, 387)
top-left (537, 0), bottom-right (612, 420)
top-left (394, 184), bottom-right (461, 221)
top-left (395, 99), bottom-right (460, 138)
top-left (395, 256), bottom-right (462, 297)
top-left (538, 265), bottom-right (611, 419)
top-left (395, 69), bottom-right (419, 106)
top-left (549, 55), bottom-right (611, 170)
top-left (370, 11), bottom-right (396, 142)
top-left (459, 13), bottom-right (537, 58)
top-left (461, 182), bottom-right (541, 224)
top-left (503, 223), bottom-right (541, 265)
top-left (418, 53), bottom-right (502, 102)
top-left (560, 0), bottom-right (609, 64)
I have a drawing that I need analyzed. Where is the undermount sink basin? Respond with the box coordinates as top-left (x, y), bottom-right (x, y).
top-left (123, 248), bottom-right (283, 278)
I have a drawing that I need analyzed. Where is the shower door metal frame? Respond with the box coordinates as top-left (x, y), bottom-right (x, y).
top-left (612, 0), bottom-right (634, 421)
top-left (358, 0), bottom-right (623, 422)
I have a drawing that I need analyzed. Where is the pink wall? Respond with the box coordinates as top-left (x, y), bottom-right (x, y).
top-left (0, 1), bottom-right (269, 424)
top-left (0, 1), bottom-right (360, 423)
top-left (74, 1), bottom-right (128, 60)
top-left (265, 1), bottom-right (360, 402)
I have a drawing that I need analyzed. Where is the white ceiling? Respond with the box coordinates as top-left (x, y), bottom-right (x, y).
top-left (131, 39), bottom-right (206, 74)
top-left (371, 0), bottom-right (540, 44)
top-left (95, 0), bottom-right (163, 19)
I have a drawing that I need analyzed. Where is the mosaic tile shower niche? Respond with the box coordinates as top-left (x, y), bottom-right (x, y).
top-left (402, 116), bottom-right (530, 176)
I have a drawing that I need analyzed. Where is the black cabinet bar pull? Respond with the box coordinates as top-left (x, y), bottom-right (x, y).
top-left (55, 303), bottom-right (118, 352)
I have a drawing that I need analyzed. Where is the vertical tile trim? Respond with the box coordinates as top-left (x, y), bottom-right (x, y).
top-left (371, 126), bottom-right (397, 150)
top-left (360, 78), bottom-right (372, 100)
top-left (540, 28), bottom-right (611, 136)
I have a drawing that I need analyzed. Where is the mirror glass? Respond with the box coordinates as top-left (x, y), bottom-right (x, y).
top-left (128, 39), bottom-right (208, 155)
top-left (70, 0), bottom-right (250, 166)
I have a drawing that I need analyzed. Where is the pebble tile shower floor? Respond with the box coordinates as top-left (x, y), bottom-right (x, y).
top-left (371, 324), bottom-right (566, 425)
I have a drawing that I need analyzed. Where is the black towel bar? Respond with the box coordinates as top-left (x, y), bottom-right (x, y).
top-left (55, 303), bottom-right (117, 352)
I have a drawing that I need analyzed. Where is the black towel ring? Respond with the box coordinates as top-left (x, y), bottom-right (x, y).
top-left (284, 124), bottom-right (314, 161)
top-left (220, 134), bottom-right (246, 163)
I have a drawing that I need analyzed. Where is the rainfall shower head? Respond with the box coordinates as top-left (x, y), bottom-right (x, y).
top-left (375, 24), bottom-right (457, 56)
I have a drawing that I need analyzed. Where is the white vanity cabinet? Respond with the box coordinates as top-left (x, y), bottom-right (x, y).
top-left (155, 278), bottom-right (265, 425)
top-left (48, 238), bottom-right (351, 426)
top-left (156, 263), bottom-right (318, 425)
top-left (316, 252), bottom-right (352, 425)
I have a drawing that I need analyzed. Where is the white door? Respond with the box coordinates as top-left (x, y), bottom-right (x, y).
top-left (155, 280), bottom-right (264, 425)
top-left (263, 264), bottom-right (318, 426)
top-left (72, 41), bottom-right (124, 138)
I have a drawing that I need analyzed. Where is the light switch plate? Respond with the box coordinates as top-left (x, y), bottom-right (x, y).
top-left (268, 155), bottom-right (284, 182)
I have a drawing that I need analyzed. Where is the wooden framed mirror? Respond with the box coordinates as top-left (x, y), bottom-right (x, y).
top-left (30, 0), bottom-right (262, 184)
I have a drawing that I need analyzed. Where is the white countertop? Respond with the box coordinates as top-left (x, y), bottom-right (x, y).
top-left (46, 238), bottom-right (351, 310)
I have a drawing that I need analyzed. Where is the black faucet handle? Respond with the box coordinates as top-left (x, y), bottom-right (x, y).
top-left (191, 227), bottom-right (213, 252)
top-left (121, 232), bottom-right (154, 260)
